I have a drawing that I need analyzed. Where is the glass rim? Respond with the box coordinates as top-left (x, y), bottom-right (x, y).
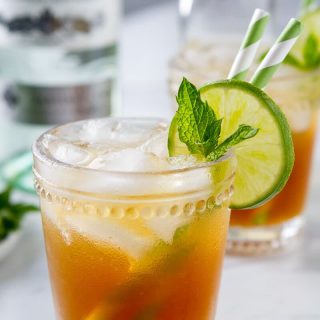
top-left (169, 43), bottom-right (320, 85)
top-left (32, 117), bottom-right (235, 178)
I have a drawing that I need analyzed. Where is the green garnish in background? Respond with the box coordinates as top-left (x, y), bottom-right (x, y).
top-left (260, 34), bottom-right (320, 70)
top-left (290, 0), bottom-right (320, 70)
top-left (301, 0), bottom-right (316, 15)
top-left (0, 187), bottom-right (38, 241)
top-left (260, 3), bottom-right (320, 71)
top-left (175, 78), bottom-right (259, 161)
top-left (283, 34), bottom-right (320, 70)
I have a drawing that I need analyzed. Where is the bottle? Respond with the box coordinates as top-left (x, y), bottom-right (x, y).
top-left (0, 0), bottom-right (122, 124)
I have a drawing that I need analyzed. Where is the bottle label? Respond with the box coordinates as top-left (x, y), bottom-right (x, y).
top-left (0, 0), bottom-right (121, 49)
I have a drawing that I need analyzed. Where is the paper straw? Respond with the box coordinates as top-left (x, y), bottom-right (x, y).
top-left (228, 9), bottom-right (270, 80)
top-left (250, 18), bottom-right (302, 89)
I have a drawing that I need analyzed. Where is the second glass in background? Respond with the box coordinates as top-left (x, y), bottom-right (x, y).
top-left (179, 0), bottom-right (302, 41)
top-left (171, 0), bottom-right (320, 254)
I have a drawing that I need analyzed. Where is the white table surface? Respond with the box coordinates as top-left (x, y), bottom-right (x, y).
top-left (1, 3), bottom-right (320, 320)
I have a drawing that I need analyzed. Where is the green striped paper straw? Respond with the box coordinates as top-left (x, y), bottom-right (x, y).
top-left (250, 18), bottom-right (302, 89)
top-left (228, 9), bottom-right (270, 80)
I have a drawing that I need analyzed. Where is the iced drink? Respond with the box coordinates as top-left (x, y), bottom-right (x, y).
top-left (33, 118), bottom-right (236, 319)
top-left (169, 40), bottom-right (320, 254)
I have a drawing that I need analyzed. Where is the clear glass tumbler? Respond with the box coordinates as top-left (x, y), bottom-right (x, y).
top-left (229, 69), bottom-right (320, 254)
top-left (168, 40), bottom-right (320, 255)
top-left (32, 118), bottom-right (236, 319)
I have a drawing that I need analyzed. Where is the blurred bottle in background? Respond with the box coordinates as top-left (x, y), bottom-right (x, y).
top-left (0, 0), bottom-right (122, 124)
top-left (0, 0), bottom-right (122, 191)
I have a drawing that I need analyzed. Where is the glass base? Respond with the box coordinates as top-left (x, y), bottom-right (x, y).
top-left (227, 216), bottom-right (304, 256)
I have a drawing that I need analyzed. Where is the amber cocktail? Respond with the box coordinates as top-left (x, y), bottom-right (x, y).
top-left (228, 70), bottom-right (319, 254)
top-left (33, 118), bottom-right (236, 320)
top-left (169, 41), bottom-right (320, 254)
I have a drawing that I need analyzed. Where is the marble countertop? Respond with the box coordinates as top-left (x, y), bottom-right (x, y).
top-left (0, 3), bottom-right (320, 319)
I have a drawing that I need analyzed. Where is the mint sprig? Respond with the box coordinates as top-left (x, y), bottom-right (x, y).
top-left (207, 124), bottom-right (258, 161)
top-left (175, 78), bottom-right (259, 161)
top-left (176, 78), bottom-right (222, 157)
top-left (301, 0), bottom-right (316, 15)
top-left (302, 34), bottom-right (320, 68)
top-left (284, 34), bottom-right (320, 69)
top-left (0, 186), bottom-right (38, 241)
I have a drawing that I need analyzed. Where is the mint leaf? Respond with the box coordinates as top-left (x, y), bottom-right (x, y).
top-left (207, 125), bottom-right (259, 161)
top-left (0, 187), bottom-right (11, 204)
top-left (0, 187), bottom-right (38, 241)
top-left (175, 78), bottom-right (259, 161)
top-left (301, 0), bottom-right (316, 15)
top-left (302, 0), bottom-right (315, 8)
top-left (176, 78), bottom-right (222, 157)
top-left (283, 53), bottom-right (305, 69)
top-left (303, 33), bottom-right (320, 67)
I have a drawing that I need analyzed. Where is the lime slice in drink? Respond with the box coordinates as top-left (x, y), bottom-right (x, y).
top-left (168, 80), bottom-right (294, 209)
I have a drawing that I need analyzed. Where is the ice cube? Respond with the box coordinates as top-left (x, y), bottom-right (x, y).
top-left (65, 215), bottom-right (154, 259)
top-left (145, 215), bottom-right (192, 243)
top-left (43, 203), bottom-right (155, 259)
top-left (46, 119), bottom-right (169, 167)
top-left (78, 119), bottom-right (113, 144)
top-left (48, 139), bottom-right (93, 166)
top-left (77, 119), bottom-right (165, 149)
top-left (105, 120), bottom-right (167, 149)
top-left (88, 148), bottom-right (168, 172)
top-left (168, 155), bottom-right (199, 169)
top-left (139, 130), bottom-right (169, 158)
